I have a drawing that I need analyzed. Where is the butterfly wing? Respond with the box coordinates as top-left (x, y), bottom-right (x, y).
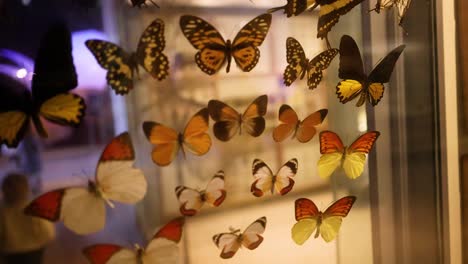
top-left (320, 196), bottom-right (356, 242)
top-left (296, 109), bottom-right (328, 143)
top-left (317, 0), bottom-right (365, 39)
top-left (142, 121), bottom-right (180, 166)
top-left (274, 158), bottom-right (298, 195)
top-left (213, 233), bottom-right (241, 259)
top-left (272, 104), bottom-right (299, 142)
top-left (144, 217), bottom-right (184, 263)
top-left (182, 108), bottom-right (211, 156)
top-left (241, 216), bottom-right (267, 250)
top-left (396, 0), bottom-right (412, 25)
top-left (242, 94), bottom-right (268, 137)
top-left (204, 171), bottom-right (227, 207)
top-left (232, 13), bottom-right (272, 72)
top-left (317, 131), bottom-right (345, 178)
top-left (136, 18), bottom-right (169, 80)
top-left (291, 198), bottom-right (320, 245)
top-left (250, 159), bottom-right (274, 197)
top-left (179, 15), bottom-right (227, 75)
top-left (342, 131), bottom-right (380, 179)
top-left (83, 245), bottom-right (137, 264)
top-left (208, 100), bottom-right (241, 141)
top-left (307, 48), bottom-right (339, 89)
top-left (39, 93), bottom-right (85, 126)
top-left (86, 40), bottom-right (134, 95)
top-left (337, 35), bottom-right (365, 105)
top-left (366, 45), bottom-right (405, 106)
top-left (24, 189), bottom-right (66, 222)
top-left (96, 132), bottom-right (147, 203)
top-left (267, 0), bottom-right (314, 17)
top-left (175, 186), bottom-right (202, 216)
top-left (283, 37), bottom-right (307, 87)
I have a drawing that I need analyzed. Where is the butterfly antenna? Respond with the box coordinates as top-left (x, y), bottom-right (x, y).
top-left (325, 37), bottom-right (332, 49)
top-left (148, 0), bottom-right (159, 8)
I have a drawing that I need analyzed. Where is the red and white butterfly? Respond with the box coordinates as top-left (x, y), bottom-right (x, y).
top-left (175, 170), bottom-right (226, 216)
top-left (250, 158), bottom-right (298, 197)
top-left (24, 132), bottom-right (147, 235)
top-left (83, 217), bottom-right (184, 264)
top-left (213, 216), bottom-right (267, 259)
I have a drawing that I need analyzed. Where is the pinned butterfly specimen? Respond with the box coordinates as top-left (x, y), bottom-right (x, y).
top-left (213, 216), bottom-right (267, 259)
top-left (268, 0), bottom-right (365, 43)
top-left (24, 132), bottom-right (147, 235)
top-left (371, 0), bottom-right (412, 26)
top-left (251, 158), bottom-right (298, 197)
top-left (291, 196), bottom-right (356, 245)
top-left (317, 130), bottom-right (380, 179)
top-left (130, 0), bottom-right (159, 8)
top-left (175, 170), bottom-right (226, 216)
top-left (273, 105), bottom-right (328, 143)
top-left (86, 18), bottom-right (168, 95)
top-left (179, 13), bottom-right (272, 75)
top-left (0, 21), bottom-right (85, 148)
top-left (284, 37), bottom-right (338, 89)
top-left (337, 35), bottom-right (405, 107)
top-left (208, 95), bottom-right (268, 141)
top-left (142, 108), bottom-right (211, 166)
top-left (83, 217), bottom-right (184, 264)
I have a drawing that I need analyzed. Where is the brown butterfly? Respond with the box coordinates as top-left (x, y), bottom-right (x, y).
top-left (86, 18), bottom-right (168, 95)
top-left (130, 0), bottom-right (159, 8)
top-left (273, 105), bottom-right (328, 143)
top-left (208, 95), bottom-right (268, 141)
top-left (179, 13), bottom-right (272, 75)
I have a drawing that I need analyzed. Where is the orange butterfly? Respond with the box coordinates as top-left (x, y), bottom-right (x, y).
top-left (317, 130), bottom-right (380, 179)
top-left (208, 95), bottom-right (268, 141)
top-left (273, 105), bottom-right (328, 143)
top-left (175, 170), bottom-right (226, 216)
top-left (292, 196), bottom-right (356, 244)
top-left (142, 108), bottom-right (211, 166)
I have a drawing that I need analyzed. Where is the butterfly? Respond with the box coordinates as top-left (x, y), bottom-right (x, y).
top-left (251, 158), bottom-right (298, 197)
top-left (86, 18), bottom-right (168, 95)
top-left (179, 13), bottom-right (272, 75)
top-left (317, 130), bottom-right (380, 179)
top-left (291, 196), bottom-right (356, 245)
top-left (130, 0), bottom-right (159, 8)
top-left (284, 37), bottom-right (338, 89)
top-left (268, 0), bottom-right (365, 43)
top-left (208, 95), bottom-right (268, 141)
top-left (337, 35), bottom-right (405, 107)
top-left (0, 22), bottom-right (85, 148)
top-left (272, 105), bottom-right (328, 143)
top-left (175, 170), bottom-right (226, 216)
top-left (24, 132), bottom-right (147, 235)
top-left (213, 216), bottom-right (267, 259)
top-left (371, 0), bottom-right (412, 26)
top-left (142, 108), bottom-right (211, 166)
top-left (83, 217), bottom-right (184, 264)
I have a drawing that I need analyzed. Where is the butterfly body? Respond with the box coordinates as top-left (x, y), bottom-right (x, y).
top-left (291, 196), bottom-right (356, 244)
top-left (180, 14), bottom-right (272, 75)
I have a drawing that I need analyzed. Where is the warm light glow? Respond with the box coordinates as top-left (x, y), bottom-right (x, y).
top-left (16, 68), bottom-right (27, 79)
top-left (358, 110), bottom-right (368, 132)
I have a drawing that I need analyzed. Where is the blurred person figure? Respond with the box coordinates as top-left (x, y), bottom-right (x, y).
top-left (0, 172), bottom-right (55, 264)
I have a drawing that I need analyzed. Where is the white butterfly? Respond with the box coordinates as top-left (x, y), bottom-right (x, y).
top-left (250, 158), bottom-right (298, 197)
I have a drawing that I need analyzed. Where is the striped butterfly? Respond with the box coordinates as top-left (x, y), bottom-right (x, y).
top-left (317, 130), bottom-right (380, 179)
top-left (337, 35), bottom-right (405, 107)
top-left (251, 158), bottom-right (298, 197)
top-left (284, 37), bottom-right (338, 89)
top-left (273, 105), bottom-right (328, 143)
top-left (86, 18), bottom-right (168, 95)
top-left (371, 0), bottom-right (412, 26)
top-left (292, 196), bottom-right (356, 244)
top-left (83, 217), bottom-right (184, 264)
top-left (213, 216), bottom-right (267, 259)
top-left (180, 13), bottom-right (272, 75)
top-left (0, 22), bottom-right (85, 148)
top-left (268, 0), bottom-right (365, 45)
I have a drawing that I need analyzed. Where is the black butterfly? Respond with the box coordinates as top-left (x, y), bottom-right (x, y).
top-left (0, 22), bottom-right (85, 148)
top-left (130, 0), bottom-right (159, 8)
top-left (268, 0), bottom-right (365, 45)
top-left (86, 18), bottom-right (168, 95)
top-left (336, 35), bottom-right (405, 107)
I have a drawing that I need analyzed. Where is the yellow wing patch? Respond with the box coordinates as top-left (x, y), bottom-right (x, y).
top-left (40, 94), bottom-right (85, 125)
top-left (317, 152), bottom-right (343, 179)
top-left (336, 79), bottom-right (363, 103)
top-left (291, 218), bottom-right (317, 245)
top-left (0, 111), bottom-right (29, 147)
top-left (368, 82), bottom-right (385, 106)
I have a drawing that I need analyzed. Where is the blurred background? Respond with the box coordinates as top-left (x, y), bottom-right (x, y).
top-left (0, 0), bottom-right (463, 263)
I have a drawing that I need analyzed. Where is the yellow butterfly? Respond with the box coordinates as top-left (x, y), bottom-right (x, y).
top-left (179, 13), bottom-right (272, 75)
top-left (371, 0), bottom-right (412, 26)
top-left (292, 196), bottom-right (356, 244)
